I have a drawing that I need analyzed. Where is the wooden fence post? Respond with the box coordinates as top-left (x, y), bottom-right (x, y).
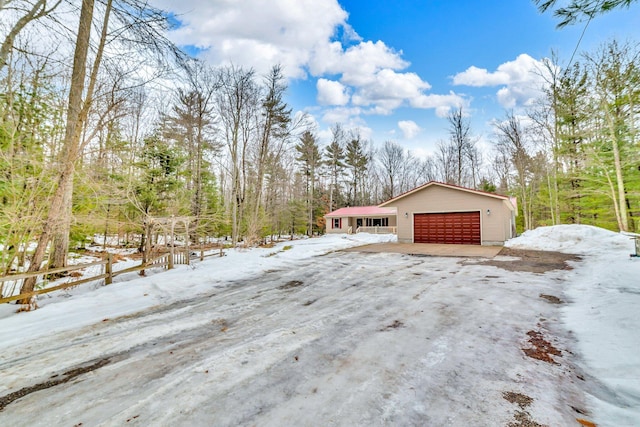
top-left (200, 248), bottom-right (204, 261)
top-left (169, 219), bottom-right (175, 270)
top-left (105, 253), bottom-right (113, 285)
top-left (185, 222), bottom-right (190, 266)
top-left (140, 221), bottom-right (151, 276)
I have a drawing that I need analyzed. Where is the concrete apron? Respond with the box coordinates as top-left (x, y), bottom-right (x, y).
top-left (343, 242), bottom-right (503, 258)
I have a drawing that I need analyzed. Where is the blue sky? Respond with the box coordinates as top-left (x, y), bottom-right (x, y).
top-left (153, 0), bottom-right (639, 157)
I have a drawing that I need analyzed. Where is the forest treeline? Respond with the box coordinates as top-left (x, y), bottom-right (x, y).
top-left (1, 1), bottom-right (639, 282)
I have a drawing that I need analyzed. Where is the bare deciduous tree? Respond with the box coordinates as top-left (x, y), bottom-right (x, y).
top-left (494, 112), bottom-right (535, 230)
top-left (0, 0), bottom-right (61, 71)
top-left (216, 65), bottom-right (258, 245)
top-left (378, 140), bottom-right (405, 200)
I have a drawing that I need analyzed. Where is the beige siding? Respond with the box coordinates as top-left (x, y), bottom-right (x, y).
top-left (325, 216), bottom-right (350, 234)
top-left (385, 185), bottom-right (513, 244)
top-left (325, 215), bottom-right (397, 234)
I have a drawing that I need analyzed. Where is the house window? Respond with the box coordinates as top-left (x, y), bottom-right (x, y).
top-left (332, 218), bottom-right (342, 229)
top-left (366, 218), bottom-right (388, 227)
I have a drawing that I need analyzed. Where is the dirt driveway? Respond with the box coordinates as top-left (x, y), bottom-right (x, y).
top-left (344, 242), bottom-right (503, 258)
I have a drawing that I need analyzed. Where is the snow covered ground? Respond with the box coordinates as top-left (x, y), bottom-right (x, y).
top-left (0, 226), bottom-right (637, 426)
top-left (506, 225), bottom-right (640, 426)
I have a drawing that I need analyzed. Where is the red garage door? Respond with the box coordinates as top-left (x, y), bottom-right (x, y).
top-left (414, 212), bottom-right (481, 245)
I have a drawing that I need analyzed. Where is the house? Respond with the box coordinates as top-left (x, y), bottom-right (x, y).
top-left (325, 182), bottom-right (516, 245)
top-left (325, 206), bottom-right (397, 234)
top-left (379, 181), bottom-right (516, 245)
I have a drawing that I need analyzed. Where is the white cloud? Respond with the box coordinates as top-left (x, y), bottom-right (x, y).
top-left (321, 106), bottom-right (362, 124)
top-left (451, 65), bottom-right (510, 86)
top-left (351, 69), bottom-right (431, 112)
top-left (411, 92), bottom-right (468, 117)
top-left (474, 135), bottom-right (493, 159)
top-left (409, 146), bottom-right (435, 160)
top-left (398, 120), bottom-right (421, 139)
top-left (151, 0), bottom-right (470, 119)
top-left (293, 110), bottom-right (318, 131)
top-left (452, 54), bottom-right (548, 108)
top-left (309, 40), bottom-right (409, 86)
top-left (310, 42), bottom-right (451, 116)
top-left (151, 0), bottom-right (350, 78)
top-left (317, 79), bottom-right (350, 105)
top-left (452, 54), bottom-right (540, 86)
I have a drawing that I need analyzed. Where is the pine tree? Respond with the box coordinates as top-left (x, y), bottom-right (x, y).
top-left (295, 131), bottom-right (320, 236)
top-left (324, 124), bottom-right (346, 212)
top-left (345, 133), bottom-right (369, 206)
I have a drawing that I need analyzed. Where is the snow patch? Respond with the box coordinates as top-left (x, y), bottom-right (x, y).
top-left (506, 225), bottom-right (640, 425)
top-left (505, 224), bottom-right (632, 255)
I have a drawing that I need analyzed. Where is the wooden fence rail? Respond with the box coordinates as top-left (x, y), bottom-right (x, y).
top-left (0, 251), bottom-right (191, 304)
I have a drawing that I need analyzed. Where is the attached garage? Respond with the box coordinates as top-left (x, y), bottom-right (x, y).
top-left (414, 211), bottom-right (481, 245)
top-left (379, 181), bottom-right (516, 246)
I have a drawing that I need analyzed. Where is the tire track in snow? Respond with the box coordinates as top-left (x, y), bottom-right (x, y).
top-left (0, 253), bottom-right (430, 418)
top-left (1, 250), bottom-right (578, 426)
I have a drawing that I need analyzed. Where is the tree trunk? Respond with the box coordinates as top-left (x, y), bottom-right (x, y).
top-left (603, 106), bottom-right (629, 231)
top-left (308, 166), bottom-right (314, 236)
top-left (49, 176), bottom-right (74, 269)
top-left (49, 0), bottom-right (112, 269)
top-left (19, 0), bottom-right (95, 302)
top-left (611, 137), bottom-right (629, 232)
top-left (231, 124), bottom-right (240, 246)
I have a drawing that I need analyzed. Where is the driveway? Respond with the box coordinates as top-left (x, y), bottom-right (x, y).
top-left (0, 250), bottom-right (584, 426)
top-left (343, 242), bottom-right (503, 257)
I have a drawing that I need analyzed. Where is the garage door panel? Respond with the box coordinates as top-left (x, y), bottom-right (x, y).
top-left (414, 212), bottom-right (480, 245)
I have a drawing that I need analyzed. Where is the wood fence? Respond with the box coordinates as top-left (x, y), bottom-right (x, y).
top-left (0, 247), bottom-right (224, 304)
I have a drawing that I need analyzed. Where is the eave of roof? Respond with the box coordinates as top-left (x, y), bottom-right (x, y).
top-left (325, 206), bottom-right (397, 217)
top-left (379, 181), bottom-right (511, 207)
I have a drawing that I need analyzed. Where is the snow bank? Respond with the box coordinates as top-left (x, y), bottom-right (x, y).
top-left (505, 224), bottom-right (632, 255)
top-left (507, 225), bottom-right (640, 426)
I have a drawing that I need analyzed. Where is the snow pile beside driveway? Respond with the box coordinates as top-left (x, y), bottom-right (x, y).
top-left (507, 225), bottom-right (640, 426)
top-left (505, 224), bottom-right (631, 255)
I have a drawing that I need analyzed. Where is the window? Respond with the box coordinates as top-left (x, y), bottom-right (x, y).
top-left (366, 217), bottom-right (388, 227)
top-left (332, 218), bottom-right (342, 229)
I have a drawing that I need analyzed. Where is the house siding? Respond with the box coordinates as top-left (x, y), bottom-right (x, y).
top-left (326, 217), bottom-right (349, 234)
top-left (325, 215), bottom-right (397, 234)
top-left (384, 185), bottom-right (513, 245)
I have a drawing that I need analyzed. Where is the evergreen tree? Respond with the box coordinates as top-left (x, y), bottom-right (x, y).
top-left (133, 133), bottom-right (185, 218)
top-left (535, 0), bottom-right (637, 27)
top-left (344, 133), bottom-right (369, 206)
top-left (555, 62), bottom-right (590, 224)
top-left (324, 123), bottom-right (346, 212)
top-left (295, 131), bottom-right (320, 236)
